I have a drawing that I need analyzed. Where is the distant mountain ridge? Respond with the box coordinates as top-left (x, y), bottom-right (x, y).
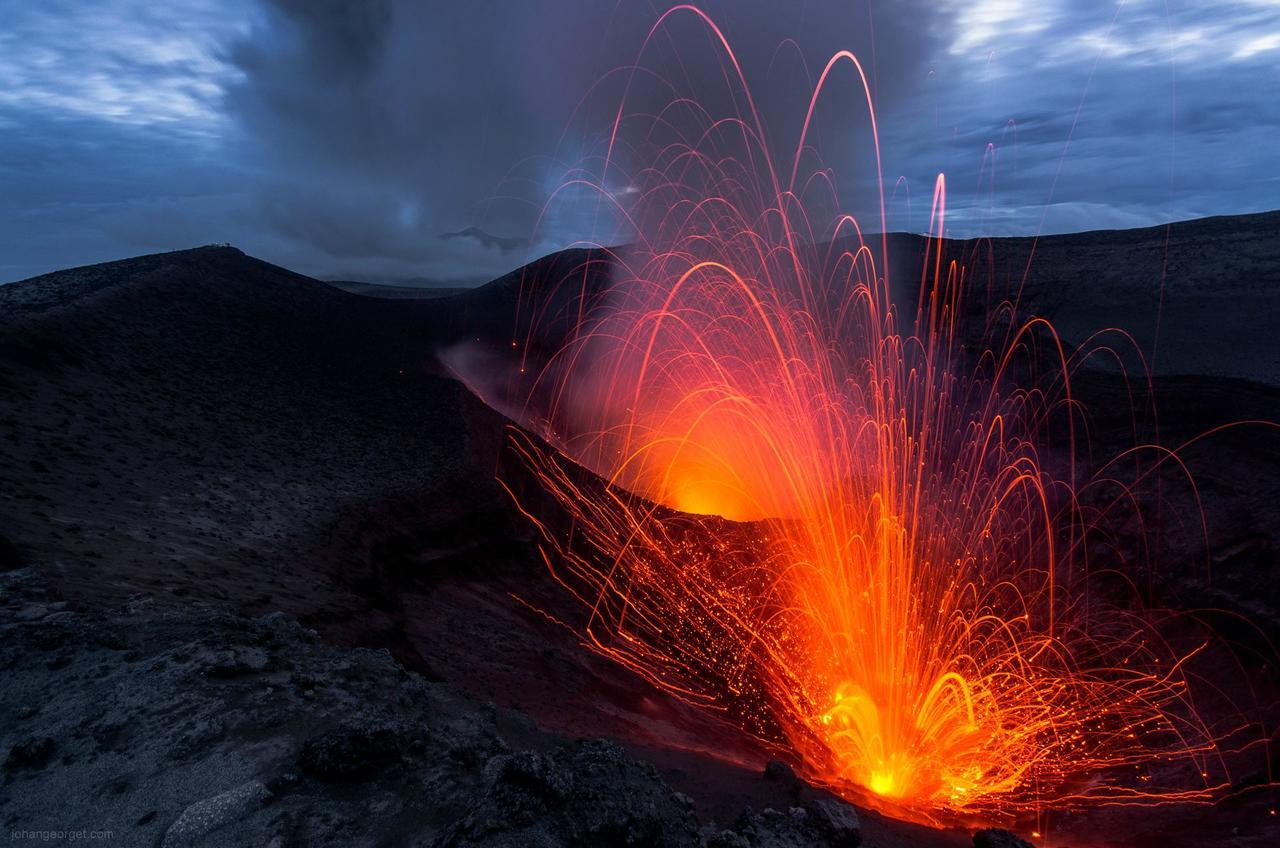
top-left (440, 225), bottom-right (526, 254)
top-left (3, 207), bottom-right (1277, 384)
top-left (323, 280), bottom-right (470, 299)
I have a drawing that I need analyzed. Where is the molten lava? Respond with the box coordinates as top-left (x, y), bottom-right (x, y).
top-left (483, 4), bottom-right (1232, 825)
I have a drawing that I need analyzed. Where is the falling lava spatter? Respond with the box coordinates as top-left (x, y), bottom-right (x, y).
top-left (466, 4), bottom-right (1235, 826)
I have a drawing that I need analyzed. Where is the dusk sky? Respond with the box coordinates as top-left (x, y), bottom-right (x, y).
top-left (3, 0), bottom-right (1278, 284)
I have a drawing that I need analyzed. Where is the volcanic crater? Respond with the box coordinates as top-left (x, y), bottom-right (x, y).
top-left (2, 212), bottom-right (1279, 847)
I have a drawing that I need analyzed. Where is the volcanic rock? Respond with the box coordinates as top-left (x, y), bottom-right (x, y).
top-left (762, 759), bottom-right (805, 795)
top-left (5, 736), bottom-right (55, 770)
top-left (299, 723), bottom-right (404, 781)
top-left (196, 645), bottom-right (270, 677)
top-left (161, 780), bottom-right (271, 847)
top-left (441, 738), bottom-right (702, 847)
top-left (0, 532), bottom-right (23, 571)
top-left (724, 799), bottom-right (861, 848)
top-left (805, 799), bottom-right (861, 847)
top-left (973, 828), bottom-right (1036, 848)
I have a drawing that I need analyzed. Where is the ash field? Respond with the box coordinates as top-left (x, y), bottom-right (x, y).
top-left (2, 211), bottom-right (1279, 848)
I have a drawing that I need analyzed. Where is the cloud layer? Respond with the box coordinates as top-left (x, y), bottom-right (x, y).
top-left (2, 0), bottom-right (1278, 282)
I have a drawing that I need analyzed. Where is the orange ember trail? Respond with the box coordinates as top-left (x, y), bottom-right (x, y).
top-left (474, 5), bottom-right (1238, 827)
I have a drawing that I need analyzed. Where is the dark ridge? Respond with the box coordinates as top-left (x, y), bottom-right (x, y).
top-left (324, 280), bottom-right (470, 299)
top-left (3, 245), bottom-right (264, 315)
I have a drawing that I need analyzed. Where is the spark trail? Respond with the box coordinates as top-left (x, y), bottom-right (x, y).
top-left (468, 5), bottom-right (1233, 824)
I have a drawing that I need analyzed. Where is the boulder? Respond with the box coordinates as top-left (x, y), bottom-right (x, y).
top-left (161, 780), bottom-right (270, 847)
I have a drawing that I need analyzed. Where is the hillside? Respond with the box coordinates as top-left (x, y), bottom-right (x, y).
top-left (2, 214), bottom-right (1280, 846)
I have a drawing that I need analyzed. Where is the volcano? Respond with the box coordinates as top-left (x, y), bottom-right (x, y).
top-left (2, 212), bottom-right (1279, 847)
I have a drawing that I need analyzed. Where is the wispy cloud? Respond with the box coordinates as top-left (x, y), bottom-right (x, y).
top-left (0, 0), bottom-right (251, 134)
top-left (884, 0), bottom-right (1280, 237)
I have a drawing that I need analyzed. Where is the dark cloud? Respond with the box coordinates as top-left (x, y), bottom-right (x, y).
top-left (221, 0), bottom-right (622, 281)
top-left (2, 1), bottom-right (1278, 282)
top-left (219, 0), bottom-right (943, 282)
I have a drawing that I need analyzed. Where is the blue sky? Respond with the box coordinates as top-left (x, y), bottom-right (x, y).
top-left (2, 0), bottom-right (1278, 283)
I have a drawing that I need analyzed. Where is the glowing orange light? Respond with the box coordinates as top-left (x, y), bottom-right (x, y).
top-left (481, 3), bottom-right (1236, 826)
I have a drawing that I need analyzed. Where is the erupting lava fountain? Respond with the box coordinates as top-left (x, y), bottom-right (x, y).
top-left (449, 5), bottom-right (1251, 827)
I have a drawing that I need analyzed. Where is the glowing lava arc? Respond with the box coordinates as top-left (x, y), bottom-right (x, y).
top-left (495, 5), bottom-right (1223, 823)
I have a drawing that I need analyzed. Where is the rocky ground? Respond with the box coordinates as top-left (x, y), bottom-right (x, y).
top-left (2, 562), bottom-right (984, 847)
